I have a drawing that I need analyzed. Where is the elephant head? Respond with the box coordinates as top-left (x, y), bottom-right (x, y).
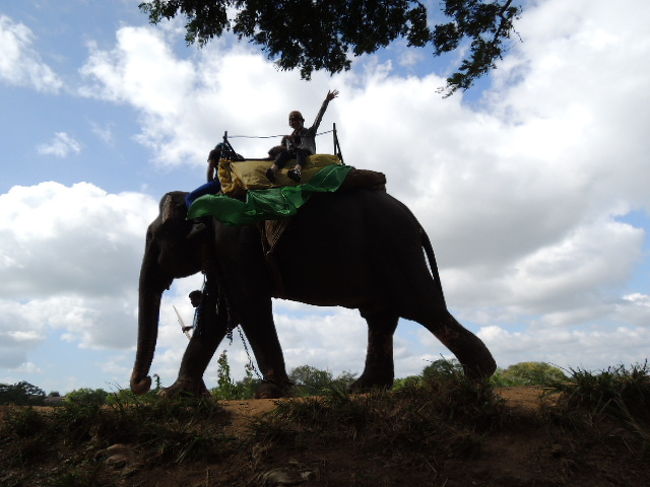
top-left (130, 191), bottom-right (207, 394)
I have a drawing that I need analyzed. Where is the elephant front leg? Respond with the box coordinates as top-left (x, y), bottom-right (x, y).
top-left (350, 311), bottom-right (399, 393)
top-left (161, 324), bottom-right (226, 397)
top-left (162, 276), bottom-right (227, 398)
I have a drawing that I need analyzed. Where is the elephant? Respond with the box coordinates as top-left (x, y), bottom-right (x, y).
top-left (130, 187), bottom-right (497, 397)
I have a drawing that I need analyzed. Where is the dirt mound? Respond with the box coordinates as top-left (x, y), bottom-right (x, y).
top-left (1, 387), bottom-right (647, 487)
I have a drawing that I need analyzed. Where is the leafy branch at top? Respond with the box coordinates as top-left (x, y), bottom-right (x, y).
top-left (138, 0), bottom-right (522, 95)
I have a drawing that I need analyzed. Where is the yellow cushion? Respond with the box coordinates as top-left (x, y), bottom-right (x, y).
top-left (219, 154), bottom-right (342, 195)
top-left (218, 160), bottom-right (246, 196)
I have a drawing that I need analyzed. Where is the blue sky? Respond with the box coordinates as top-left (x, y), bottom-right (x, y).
top-left (1, 0), bottom-right (649, 394)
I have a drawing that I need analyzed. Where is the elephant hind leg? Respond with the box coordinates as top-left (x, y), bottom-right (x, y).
top-left (350, 310), bottom-right (399, 392)
top-left (239, 297), bottom-right (293, 398)
top-left (407, 306), bottom-right (496, 380)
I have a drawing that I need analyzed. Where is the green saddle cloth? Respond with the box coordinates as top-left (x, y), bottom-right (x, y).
top-left (188, 164), bottom-right (353, 225)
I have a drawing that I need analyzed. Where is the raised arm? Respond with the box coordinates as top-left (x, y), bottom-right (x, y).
top-left (309, 89), bottom-right (339, 133)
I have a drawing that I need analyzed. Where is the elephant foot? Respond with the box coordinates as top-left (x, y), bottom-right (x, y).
top-left (255, 380), bottom-right (293, 399)
top-left (445, 330), bottom-right (496, 381)
top-left (460, 354), bottom-right (497, 381)
top-left (349, 375), bottom-right (393, 394)
top-left (159, 378), bottom-right (210, 398)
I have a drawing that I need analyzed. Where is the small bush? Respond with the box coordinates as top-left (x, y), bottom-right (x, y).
top-left (288, 365), bottom-right (356, 397)
top-left (490, 362), bottom-right (568, 387)
top-left (65, 388), bottom-right (109, 407)
top-left (549, 362), bottom-right (650, 443)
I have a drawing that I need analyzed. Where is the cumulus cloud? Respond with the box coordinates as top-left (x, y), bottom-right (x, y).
top-left (0, 15), bottom-right (63, 92)
top-left (37, 132), bottom-right (82, 157)
top-left (90, 122), bottom-right (115, 145)
top-left (0, 182), bottom-right (158, 371)
top-left (479, 323), bottom-right (650, 371)
top-left (78, 25), bottom-right (348, 166)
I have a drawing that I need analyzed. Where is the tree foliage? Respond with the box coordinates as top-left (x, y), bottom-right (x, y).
top-left (138, 0), bottom-right (521, 95)
top-left (289, 365), bottom-right (356, 396)
top-left (0, 381), bottom-right (46, 406)
top-left (491, 362), bottom-right (567, 387)
top-left (211, 350), bottom-right (260, 400)
top-left (65, 388), bottom-right (109, 407)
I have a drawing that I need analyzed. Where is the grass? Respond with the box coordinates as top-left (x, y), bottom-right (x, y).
top-left (0, 394), bottom-right (236, 486)
top-left (248, 363), bottom-right (509, 466)
top-left (2, 363), bottom-right (650, 486)
top-left (546, 362), bottom-right (650, 445)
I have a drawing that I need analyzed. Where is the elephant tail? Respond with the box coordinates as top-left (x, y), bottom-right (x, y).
top-left (420, 226), bottom-right (447, 310)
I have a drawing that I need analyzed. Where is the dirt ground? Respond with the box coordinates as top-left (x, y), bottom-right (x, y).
top-left (218, 386), bottom-right (547, 436)
top-left (1, 387), bottom-right (648, 487)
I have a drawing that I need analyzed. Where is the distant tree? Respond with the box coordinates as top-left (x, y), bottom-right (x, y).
top-left (0, 381), bottom-right (46, 405)
top-left (331, 370), bottom-right (357, 391)
top-left (139, 0), bottom-right (522, 95)
top-left (392, 375), bottom-right (423, 390)
top-left (289, 365), bottom-right (356, 396)
top-left (289, 365), bottom-right (334, 396)
top-left (491, 362), bottom-right (567, 387)
top-left (211, 350), bottom-right (260, 400)
top-left (65, 388), bottom-right (109, 406)
top-left (422, 358), bottom-right (464, 379)
top-left (213, 350), bottom-right (237, 399)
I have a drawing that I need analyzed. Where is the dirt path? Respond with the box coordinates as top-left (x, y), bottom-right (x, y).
top-left (217, 386), bottom-right (550, 436)
top-left (0, 386), bottom-right (549, 426)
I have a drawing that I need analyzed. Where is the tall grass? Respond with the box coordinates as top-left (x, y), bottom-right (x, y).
top-left (0, 394), bottom-right (235, 471)
top-left (548, 362), bottom-right (650, 444)
top-left (248, 361), bottom-right (508, 464)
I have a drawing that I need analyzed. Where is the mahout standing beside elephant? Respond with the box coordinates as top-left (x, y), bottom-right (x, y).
top-left (130, 188), bottom-right (496, 397)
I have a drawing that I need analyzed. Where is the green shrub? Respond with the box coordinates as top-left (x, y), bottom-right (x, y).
top-left (211, 351), bottom-right (260, 400)
top-left (65, 388), bottom-right (109, 407)
top-left (490, 362), bottom-right (567, 387)
top-left (288, 365), bottom-right (356, 396)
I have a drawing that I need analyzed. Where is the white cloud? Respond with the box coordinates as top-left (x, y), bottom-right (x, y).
top-left (0, 182), bottom-right (158, 369)
top-left (398, 49), bottom-right (425, 68)
top-left (37, 132), bottom-right (82, 158)
top-left (479, 324), bottom-right (650, 371)
top-left (90, 122), bottom-right (115, 145)
top-left (0, 15), bottom-right (63, 92)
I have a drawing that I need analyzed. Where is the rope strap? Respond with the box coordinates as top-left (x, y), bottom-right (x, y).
top-left (227, 129), bottom-right (335, 139)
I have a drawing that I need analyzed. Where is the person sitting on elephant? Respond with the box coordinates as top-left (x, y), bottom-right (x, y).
top-left (184, 145), bottom-right (223, 239)
top-left (186, 143), bottom-right (243, 239)
top-left (185, 144), bottom-right (224, 210)
top-left (266, 89), bottom-right (339, 183)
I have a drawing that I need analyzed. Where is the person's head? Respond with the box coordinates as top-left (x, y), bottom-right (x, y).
top-left (189, 290), bottom-right (202, 307)
top-left (288, 110), bottom-right (304, 130)
top-left (208, 143), bottom-right (224, 162)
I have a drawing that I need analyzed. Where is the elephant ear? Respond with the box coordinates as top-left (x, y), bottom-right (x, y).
top-left (161, 192), bottom-right (188, 224)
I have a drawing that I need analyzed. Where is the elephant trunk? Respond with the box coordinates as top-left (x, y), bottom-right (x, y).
top-left (130, 239), bottom-right (171, 395)
top-left (130, 287), bottom-right (163, 394)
